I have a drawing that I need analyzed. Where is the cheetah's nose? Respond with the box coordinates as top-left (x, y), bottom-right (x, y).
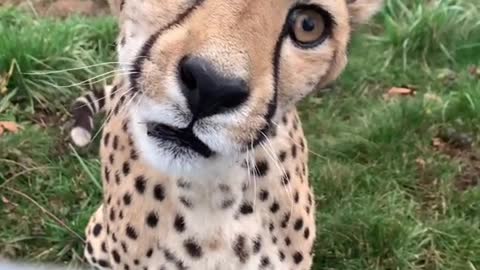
top-left (178, 56), bottom-right (249, 119)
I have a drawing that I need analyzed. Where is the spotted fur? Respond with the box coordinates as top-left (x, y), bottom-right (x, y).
top-left (70, 0), bottom-right (383, 269)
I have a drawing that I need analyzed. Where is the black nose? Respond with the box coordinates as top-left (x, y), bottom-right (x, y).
top-left (179, 56), bottom-right (249, 119)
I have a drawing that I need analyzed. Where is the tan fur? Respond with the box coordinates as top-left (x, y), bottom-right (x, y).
top-left (77, 1), bottom-right (383, 269)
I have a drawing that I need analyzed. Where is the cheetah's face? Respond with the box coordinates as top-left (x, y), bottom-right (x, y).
top-left (121, 0), bottom-right (382, 175)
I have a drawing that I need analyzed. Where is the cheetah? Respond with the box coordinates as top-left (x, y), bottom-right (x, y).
top-left (69, 0), bottom-right (383, 269)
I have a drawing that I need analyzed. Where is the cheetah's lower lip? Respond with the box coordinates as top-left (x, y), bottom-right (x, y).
top-left (146, 122), bottom-right (214, 158)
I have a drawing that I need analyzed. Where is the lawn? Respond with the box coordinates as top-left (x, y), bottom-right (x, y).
top-left (1, 0), bottom-right (480, 269)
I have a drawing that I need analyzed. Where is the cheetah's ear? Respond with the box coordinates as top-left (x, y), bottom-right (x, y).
top-left (347, 0), bottom-right (384, 25)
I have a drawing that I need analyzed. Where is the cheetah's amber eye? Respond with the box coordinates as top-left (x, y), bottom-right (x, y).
top-left (288, 7), bottom-right (332, 47)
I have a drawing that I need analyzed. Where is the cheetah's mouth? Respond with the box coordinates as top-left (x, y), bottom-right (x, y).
top-left (146, 122), bottom-right (214, 158)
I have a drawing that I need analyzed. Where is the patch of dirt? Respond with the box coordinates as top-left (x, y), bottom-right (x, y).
top-left (433, 128), bottom-right (480, 191)
top-left (414, 127), bottom-right (479, 216)
top-left (1, 0), bottom-right (111, 17)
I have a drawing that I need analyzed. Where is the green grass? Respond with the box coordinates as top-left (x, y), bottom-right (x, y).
top-left (1, 0), bottom-right (480, 269)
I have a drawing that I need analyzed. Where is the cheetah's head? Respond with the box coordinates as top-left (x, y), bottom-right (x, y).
top-left (120, 0), bottom-right (383, 176)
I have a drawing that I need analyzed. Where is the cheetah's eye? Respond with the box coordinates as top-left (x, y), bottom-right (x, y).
top-left (288, 7), bottom-right (332, 48)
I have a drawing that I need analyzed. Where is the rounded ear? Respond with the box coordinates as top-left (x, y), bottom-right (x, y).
top-left (347, 0), bottom-right (384, 25)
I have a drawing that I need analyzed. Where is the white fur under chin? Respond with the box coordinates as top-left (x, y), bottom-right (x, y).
top-left (70, 127), bottom-right (91, 147)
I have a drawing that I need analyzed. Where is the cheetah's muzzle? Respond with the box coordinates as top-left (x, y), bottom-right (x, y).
top-left (146, 122), bottom-right (214, 158)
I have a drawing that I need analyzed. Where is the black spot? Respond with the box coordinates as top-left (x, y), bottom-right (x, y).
top-left (271, 236), bottom-right (277, 244)
top-left (177, 179), bottom-right (191, 189)
top-left (294, 218), bottom-right (304, 231)
top-left (291, 144), bottom-right (297, 158)
top-left (281, 171), bottom-right (290, 186)
top-left (112, 233), bottom-right (118, 243)
top-left (122, 162), bottom-right (130, 176)
top-left (123, 193), bottom-right (132, 205)
top-left (113, 135), bottom-right (119, 150)
top-left (282, 114), bottom-right (288, 124)
top-left (293, 252), bottom-right (304, 264)
top-left (233, 234), bottom-right (249, 263)
top-left (134, 259), bottom-right (139, 265)
top-left (124, 264), bottom-right (130, 270)
top-left (239, 202), bottom-right (253, 215)
top-left (153, 184), bottom-right (165, 201)
top-left (285, 237), bottom-right (291, 246)
top-left (294, 190), bottom-right (299, 203)
top-left (121, 241), bottom-right (128, 253)
top-left (120, 36), bottom-right (126, 47)
top-left (146, 248), bottom-right (153, 258)
top-left (120, 0), bottom-right (125, 10)
top-left (107, 195), bottom-right (112, 205)
top-left (300, 138), bottom-right (306, 151)
top-left (113, 103), bottom-right (121, 115)
top-left (269, 223), bottom-right (274, 232)
top-left (146, 211), bottom-right (159, 228)
top-left (259, 190), bottom-right (269, 201)
top-left (306, 206), bottom-right (311, 214)
top-left (281, 212), bottom-right (291, 228)
top-left (122, 120), bottom-right (129, 132)
top-left (130, 149), bottom-right (139, 160)
top-left (91, 257), bottom-right (96, 264)
top-left (115, 172), bottom-right (121, 185)
top-left (279, 250), bottom-right (285, 261)
top-left (179, 196), bottom-right (193, 208)
top-left (270, 201), bottom-right (280, 213)
top-left (174, 214), bottom-right (185, 232)
top-left (251, 160), bottom-right (269, 177)
top-left (98, 259), bottom-right (110, 268)
top-left (110, 208), bottom-right (116, 221)
top-left (126, 225), bottom-right (138, 240)
top-left (87, 242), bottom-right (93, 254)
top-left (93, 224), bottom-right (102, 237)
top-left (252, 235), bottom-right (262, 254)
top-left (260, 256), bottom-right (270, 268)
top-left (104, 167), bottom-right (110, 183)
top-left (221, 199), bottom-right (235, 209)
top-left (304, 227), bottom-right (310, 239)
top-left (218, 184), bottom-right (230, 192)
top-left (119, 211), bottom-right (124, 220)
top-left (308, 193), bottom-right (313, 205)
top-left (101, 242), bottom-right (107, 252)
top-left (112, 249), bottom-right (121, 263)
top-left (184, 238), bottom-right (202, 258)
top-left (135, 176), bottom-right (146, 194)
top-left (278, 151), bottom-right (287, 162)
top-left (104, 132), bottom-right (111, 146)
top-left (164, 249), bottom-right (176, 261)
top-left (109, 154), bottom-right (115, 164)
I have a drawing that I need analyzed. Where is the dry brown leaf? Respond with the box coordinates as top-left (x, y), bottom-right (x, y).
top-left (383, 87), bottom-right (416, 100)
top-left (0, 121), bottom-right (22, 136)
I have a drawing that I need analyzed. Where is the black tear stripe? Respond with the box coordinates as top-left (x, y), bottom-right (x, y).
top-left (129, 0), bottom-right (206, 93)
top-left (251, 13), bottom-right (291, 148)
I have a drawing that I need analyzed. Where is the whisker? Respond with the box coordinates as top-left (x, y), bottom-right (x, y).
top-left (22, 62), bottom-right (131, 75)
top-left (89, 86), bottom-right (135, 143)
top-left (259, 132), bottom-right (294, 210)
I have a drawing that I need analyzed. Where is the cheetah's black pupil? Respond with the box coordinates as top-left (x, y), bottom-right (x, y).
top-left (302, 17), bottom-right (316, 32)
